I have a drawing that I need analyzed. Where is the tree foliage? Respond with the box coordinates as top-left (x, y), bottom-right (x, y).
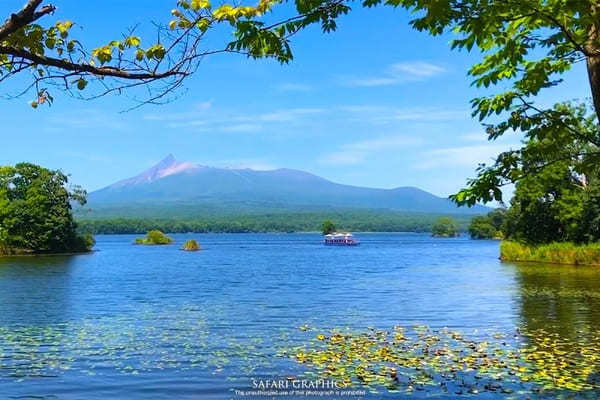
top-left (502, 158), bottom-right (600, 245)
top-left (384, 0), bottom-right (600, 117)
top-left (468, 217), bottom-right (497, 239)
top-left (0, 0), bottom-right (349, 108)
top-left (358, 0), bottom-right (600, 206)
top-left (468, 208), bottom-right (506, 239)
top-left (77, 212), bottom-right (474, 234)
top-left (0, 162), bottom-right (94, 254)
top-left (431, 216), bottom-right (459, 237)
top-left (490, 103), bottom-right (600, 245)
top-left (4, 0), bottom-right (600, 121)
top-left (321, 219), bottom-right (336, 235)
top-left (134, 230), bottom-right (174, 245)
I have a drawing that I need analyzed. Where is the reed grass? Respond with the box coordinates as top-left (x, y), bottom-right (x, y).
top-left (501, 241), bottom-right (600, 266)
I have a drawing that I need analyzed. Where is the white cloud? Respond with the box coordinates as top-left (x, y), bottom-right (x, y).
top-left (337, 105), bottom-right (389, 113)
top-left (212, 158), bottom-right (277, 170)
top-left (157, 106), bottom-right (324, 132)
top-left (46, 109), bottom-right (129, 131)
top-left (320, 151), bottom-right (366, 166)
top-left (166, 120), bottom-right (209, 129)
top-left (338, 105), bottom-right (469, 124)
top-left (319, 134), bottom-right (423, 166)
top-left (390, 109), bottom-right (466, 121)
top-left (143, 101), bottom-right (212, 121)
top-left (277, 83), bottom-right (313, 92)
top-left (220, 123), bottom-right (262, 133)
top-left (459, 132), bottom-right (491, 142)
top-left (256, 108), bottom-right (324, 122)
top-left (343, 61), bottom-right (446, 87)
top-left (389, 62), bottom-right (445, 78)
top-left (61, 151), bottom-right (114, 163)
top-left (414, 144), bottom-right (516, 170)
top-left (346, 136), bottom-right (423, 151)
top-left (345, 77), bottom-right (399, 87)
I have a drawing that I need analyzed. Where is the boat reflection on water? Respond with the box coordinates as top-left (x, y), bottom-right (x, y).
top-left (323, 233), bottom-right (360, 246)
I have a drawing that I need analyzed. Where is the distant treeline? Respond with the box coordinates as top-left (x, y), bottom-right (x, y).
top-left (77, 212), bottom-right (475, 234)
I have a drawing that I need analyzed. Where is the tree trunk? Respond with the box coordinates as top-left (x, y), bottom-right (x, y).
top-left (587, 1), bottom-right (600, 122)
top-left (587, 54), bottom-right (600, 122)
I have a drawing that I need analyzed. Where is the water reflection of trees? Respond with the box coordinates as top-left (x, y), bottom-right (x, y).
top-left (509, 261), bottom-right (600, 391)
top-left (0, 256), bottom-right (77, 326)
top-left (510, 261), bottom-right (600, 337)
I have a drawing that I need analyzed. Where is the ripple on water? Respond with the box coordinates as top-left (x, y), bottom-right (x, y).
top-left (0, 233), bottom-right (600, 399)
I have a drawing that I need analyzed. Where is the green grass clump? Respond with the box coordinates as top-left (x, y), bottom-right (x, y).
top-left (134, 230), bottom-right (173, 245)
top-left (501, 241), bottom-right (600, 266)
top-left (182, 239), bottom-right (200, 251)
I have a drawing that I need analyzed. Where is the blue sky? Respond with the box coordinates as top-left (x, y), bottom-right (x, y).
top-left (0, 1), bottom-right (591, 197)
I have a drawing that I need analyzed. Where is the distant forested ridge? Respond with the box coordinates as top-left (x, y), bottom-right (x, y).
top-left (76, 156), bottom-right (487, 234)
top-left (76, 211), bottom-right (474, 234)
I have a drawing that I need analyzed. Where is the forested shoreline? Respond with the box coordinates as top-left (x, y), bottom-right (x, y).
top-left (76, 212), bottom-right (474, 234)
top-left (1, 163), bottom-right (95, 256)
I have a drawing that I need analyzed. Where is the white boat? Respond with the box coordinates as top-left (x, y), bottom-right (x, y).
top-left (324, 233), bottom-right (360, 246)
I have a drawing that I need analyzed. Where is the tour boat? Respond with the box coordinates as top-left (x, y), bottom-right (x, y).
top-left (324, 233), bottom-right (360, 246)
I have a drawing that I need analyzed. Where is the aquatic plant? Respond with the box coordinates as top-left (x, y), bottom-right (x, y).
top-left (134, 230), bottom-right (173, 245)
top-left (3, 309), bottom-right (600, 397)
top-left (501, 241), bottom-right (600, 266)
top-left (285, 324), bottom-right (600, 395)
top-left (0, 306), bottom-right (272, 381)
top-left (182, 239), bottom-right (200, 251)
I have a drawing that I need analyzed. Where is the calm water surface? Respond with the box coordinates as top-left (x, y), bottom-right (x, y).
top-left (1, 233), bottom-right (599, 399)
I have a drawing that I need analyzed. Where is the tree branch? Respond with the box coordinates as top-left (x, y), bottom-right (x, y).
top-left (0, 46), bottom-right (187, 80)
top-left (0, 0), bottom-right (56, 42)
top-left (538, 11), bottom-right (590, 57)
top-left (0, 0), bottom-right (352, 108)
top-left (516, 95), bottom-right (600, 147)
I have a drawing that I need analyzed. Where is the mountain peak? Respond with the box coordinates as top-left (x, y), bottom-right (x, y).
top-left (109, 154), bottom-right (199, 188)
top-left (159, 154), bottom-right (176, 166)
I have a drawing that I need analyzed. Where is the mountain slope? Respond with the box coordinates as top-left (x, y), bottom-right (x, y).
top-left (86, 155), bottom-right (489, 215)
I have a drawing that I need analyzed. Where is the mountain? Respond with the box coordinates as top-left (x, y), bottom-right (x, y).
top-left (107, 154), bottom-right (199, 187)
top-left (85, 155), bottom-right (489, 215)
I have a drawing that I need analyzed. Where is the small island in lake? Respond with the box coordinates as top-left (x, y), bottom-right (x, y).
top-left (134, 230), bottom-right (174, 245)
top-left (182, 239), bottom-right (201, 251)
top-left (431, 217), bottom-right (460, 238)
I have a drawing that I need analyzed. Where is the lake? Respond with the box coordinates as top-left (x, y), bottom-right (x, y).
top-left (1, 233), bottom-right (600, 399)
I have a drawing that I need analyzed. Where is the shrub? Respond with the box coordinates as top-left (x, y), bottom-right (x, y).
top-left (69, 233), bottom-right (96, 252)
top-left (182, 239), bottom-right (200, 251)
top-left (134, 230), bottom-right (173, 245)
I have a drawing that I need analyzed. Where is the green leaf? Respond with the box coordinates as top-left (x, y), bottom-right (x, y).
top-left (76, 79), bottom-right (87, 90)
